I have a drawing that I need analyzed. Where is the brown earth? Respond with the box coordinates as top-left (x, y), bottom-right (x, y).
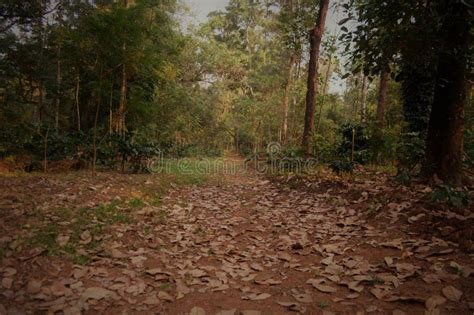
top-left (0, 161), bottom-right (473, 315)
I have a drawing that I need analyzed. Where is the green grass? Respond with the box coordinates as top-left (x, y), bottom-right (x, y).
top-left (158, 158), bottom-right (223, 185)
top-left (28, 224), bottom-right (61, 254)
top-left (27, 201), bottom-right (132, 263)
top-left (449, 263), bottom-right (464, 276)
top-left (149, 196), bottom-right (162, 206)
top-left (23, 162), bottom-right (221, 265)
top-left (129, 198), bottom-right (145, 208)
top-left (154, 209), bottom-right (168, 223)
top-left (318, 301), bottom-right (330, 309)
top-left (366, 196), bottom-right (386, 216)
top-left (72, 254), bottom-right (92, 265)
top-left (160, 283), bottom-right (171, 290)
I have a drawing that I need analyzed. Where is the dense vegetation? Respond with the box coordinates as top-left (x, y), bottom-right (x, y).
top-left (0, 0), bottom-right (472, 184)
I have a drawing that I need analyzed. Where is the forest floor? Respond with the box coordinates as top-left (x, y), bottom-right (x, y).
top-left (0, 157), bottom-right (473, 315)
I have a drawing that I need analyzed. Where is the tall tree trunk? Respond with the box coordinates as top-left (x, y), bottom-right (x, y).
top-left (316, 55), bottom-right (334, 133)
top-left (281, 53), bottom-right (296, 143)
top-left (291, 55), bottom-right (302, 141)
top-left (360, 75), bottom-right (368, 123)
top-left (36, 3), bottom-right (44, 132)
top-left (43, 127), bottom-right (49, 173)
top-left (75, 75), bottom-right (81, 131)
top-left (301, 0), bottom-right (329, 155)
top-left (118, 63), bottom-right (127, 135)
top-left (92, 73), bottom-right (103, 176)
top-left (38, 83), bottom-right (44, 132)
top-left (117, 0), bottom-right (128, 135)
top-left (423, 1), bottom-right (470, 184)
top-left (322, 57), bottom-right (332, 95)
top-left (109, 85), bottom-right (114, 134)
top-left (376, 69), bottom-right (389, 128)
top-left (55, 45), bottom-right (61, 132)
top-left (351, 74), bottom-right (362, 118)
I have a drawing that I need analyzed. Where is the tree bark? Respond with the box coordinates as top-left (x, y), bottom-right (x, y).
top-left (75, 75), bottom-right (81, 131)
top-left (322, 57), bottom-right (332, 95)
top-left (316, 55), bottom-right (334, 133)
top-left (92, 74), bottom-right (103, 176)
top-left (118, 63), bottom-right (127, 134)
top-left (281, 53), bottom-right (296, 143)
top-left (360, 75), bottom-right (368, 123)
top-left (376, 69), bottom-right (389, 128)
top-left (109, 85), bottom-right (114, 134)
top-left (43, 127), bottom-right (49, 173)
top-left (423, 1), bottom-right (470, 184)
top-left (55, 45), bottom-right (61, 132)
top-left (301, 0), bottom-right (329, 155)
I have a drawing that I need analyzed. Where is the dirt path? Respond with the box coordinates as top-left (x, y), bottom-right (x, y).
top-left (0, 164), bottom-right (473, 314)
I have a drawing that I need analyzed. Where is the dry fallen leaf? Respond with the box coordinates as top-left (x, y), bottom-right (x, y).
top-left (215, 309), bottom-right (237, 315)
top-left (425, 295), bottom-right (446, 310)
top-left (79, 230), bottom-right (92, 244)
top-left (56, 235), bottom-right (70, 247)
top-left (307, 278), bottom-right (337, 293)
top-left (1, 278), bottom-right (12, 289)
top-left (111, 248), bottom-right (127, 258)
top-left (143, 294), bottom-right (161, 305)
top-left (244, 292), bottom-right (272, 301)
top-left (26, 279), bottom-right (42, 294)
top-left (189, 306), bottom-right (206, 315)
top-left (278, 301), bottom-right (302, 312)
top-left (82, 287), bottom-right (118, 300)
top-left (442, 286), bottom-right (462, 302)
top-left (293, 293), bottom-right (313, 303)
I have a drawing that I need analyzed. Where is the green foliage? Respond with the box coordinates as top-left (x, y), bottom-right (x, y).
top-left (25, 131), bottom-right (88, 161)
top-left (129, 198), bottom-right (145, 208)
top-left (337, 123), bottom-right (370, 164)
top-left (431, 186), bottom-right (471, 209)
top-left (366, 197), bottom-right (384, 216)
top-left (269, 148), bottom-right (306, 173)
top-left (312, 134), bottom-right (335, 163)
top-left (393, 171), bottom-right (411, 186)
top-left (27, 201), bottom-right (131, 263)
top-left (396, 132), bottom-right (425, 173)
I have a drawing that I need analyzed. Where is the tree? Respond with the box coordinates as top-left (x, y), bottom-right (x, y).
top-left (341, 0), bottom-right (472, 182)
top-left (301, 0), bottom-right (329, 155)
top-left (376, 69), bottom-right (389, 128)
top-left (423, 1), bottom-right (472, 184)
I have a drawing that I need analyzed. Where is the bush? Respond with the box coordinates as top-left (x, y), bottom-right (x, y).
top-left (312, 134), bottom-right (335, 163)
top-left (396, 132), bottom-right (425, 174)
top-left (337, 123), bottom-right (370, 164)
top-left (166, 143), bottom-right (222, 158)
top-left (431, 185), bottom-right (471, 208)
top-left (329, 159), bottom-right (354, 175)
top-left (268, 147), bottom-right (305, 173)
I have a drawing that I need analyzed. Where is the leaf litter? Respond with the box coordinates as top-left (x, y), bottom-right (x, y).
top-left (0, 166), bottom-right (472, 314)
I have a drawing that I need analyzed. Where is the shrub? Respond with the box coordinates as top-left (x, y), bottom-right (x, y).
top-left (431, 185), bottom-right (471, 208)
top-left (396, 132), bottom-right (425, 174)
top-left (337, 123), bottom-right (370, 164)
top-left (329, 159), bottom-right (354, 175)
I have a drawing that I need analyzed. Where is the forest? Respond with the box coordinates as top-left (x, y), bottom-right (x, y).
top-left (0, 0), bottom-right (473, 314)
